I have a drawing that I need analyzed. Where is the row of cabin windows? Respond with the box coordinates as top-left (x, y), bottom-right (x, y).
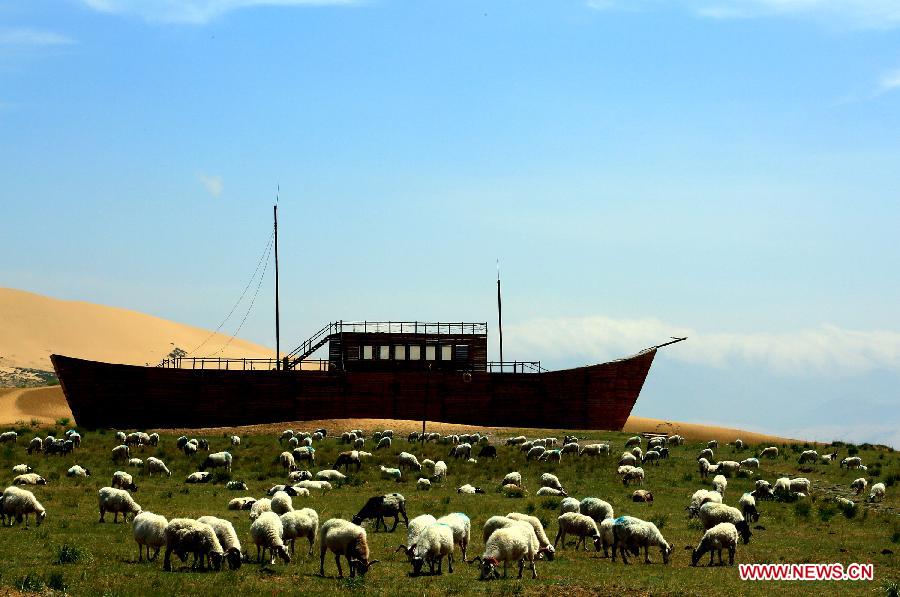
top-left (353, 344), bottom-right (468, 361)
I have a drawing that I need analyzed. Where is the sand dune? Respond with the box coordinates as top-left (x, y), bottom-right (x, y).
top-left (0, 385), bottom-right (802, 443)
top-left (0, 287), bottom-right (273, 372)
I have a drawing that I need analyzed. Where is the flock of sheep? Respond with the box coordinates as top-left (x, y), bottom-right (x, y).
top-left (0, 425), bottom-right (891, 582)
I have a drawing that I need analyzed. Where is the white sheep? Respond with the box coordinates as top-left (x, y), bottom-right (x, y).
top-left (738, 492), bottom-right (760, 522)
top-left (712, 474), bottom-right (727, 496)
top-left (163, 518), bottom-right (225, 571)
top-left (774, 477), bottom-right (810, 498)
top-left (144, 457), bottom-right (170, 478)
top-left (128, 458), bottom-right (143, 468)
top-left (482, 515), bottom-right (520, 544)
top-left (850, 478), bottom-right (868, 495)
top-left (0, 431), bottom-right (18, 444)
top-left (759, 446), bottom-right (778, 458)
top-left (611, 516), bottom-right (672, 564)
top-left (380, 465), bottom-right (402, 481)
top-left (432, 460), bottom-right (448, 482)
top-left (319, 518), bottom-right (377, 577)
top-left (698, 502), bottom-right (752, 543)
top-left (631, 446), bottom-right (643, 460)
top-left (316, 469), bottom-right (347, 484)
top-left (271, 490), bottom-right (294, 515)
top-left (506, 512), bottom-right (555, 560)
top-left (376, 437), bottom-right (392, 450)
top-left (280, 508), bottom-right (319, 556)
top-left (554, 512), bottom-right (601, 551)
top-left (539, 449), bottom-right (562, 463)
top-left (250, 511), bottom-right (292, 565)
top-left (798, 449), bottom-right (819, 464)
top-left (67, 464), bottom-right (91, 477)
top-left (403, 513), bottom-right (438, 553)
top-left (717, 460), bottom-right (741, 476)
top-left (1, 486), bottom-right (46, 527)
top-left (474, 522), bottom-right (539, 579)
top-left (526, 446), bottom-right (546, 461)
top-left (200, 451), bottom-right (232, 473)
top-left (560, 497), bottom-right (580, 514)
top-left (11, 464), bottom-right (32, 475)
top-left (249, 498), bottom-right (273, 521)
top-left (502, 472), bottom-right (522, 487)
top-left (408, 522), bottom-right (455, 575)
top-left (692, 522), bottom-right (739, 566)
top-left (579, 443), bottom-right (610, 457)
top-left (98, 487), bottom-right (141, 523)
top-left (698, 448), bottom-right (714, 461)
top-left (280, 451), bottom-right (297, 471)
top-left (689, 489), bottom-right (723, 515)
top-left (398, 452), bottom-right (422, 472)
top-left (841, 456), bottom-right (863, 470)
top-left (536, 487), bottom-right (566, 496)
top-left (112, 470), bottom-right (137, 491)
top-left (437, 512), bottom-right (470, 560)
top-left (505, 435), bottom-right (527, 446)
top-left (579, 497), bottom-right (614, 524)
top-left (623, 468), bottom-right (645, 486)
top-left (561, 442), bottom-right (580, 455)
top-left (228, 497), bottom-right (256, 510)
top-left (618, 452), bottom-right (638, 467)
top-left (185, 472), bottom-right (211, 484)
top-left (625, 436), bottom-right (641, 448)
top-left (740, 457), bottom-right (760, 469)
top-left (132, 511), bottom-right (168, 561)
top-left (868, 482), bottom-right (886, 503)
top-left (293, 480), bottom-right (331, 491)
top-left (540, 472), bottom-right (564, 492)
top-left (13, 473), bottom-right (46, 486)
top-left (115, 431), bottom-right (127, 443)
top-left (417, 478), bottom-right (432, 491)
top-left (230, 435), bottom-right (241, 446)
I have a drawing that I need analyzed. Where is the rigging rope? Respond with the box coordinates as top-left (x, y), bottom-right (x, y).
top-left (185, 229), bottom-right (275, 357)
top-left (209, 230), bottom-right (274, 357)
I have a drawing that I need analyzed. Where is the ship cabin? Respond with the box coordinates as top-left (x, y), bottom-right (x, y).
top-left (286, 321), bottom-right (488, 373)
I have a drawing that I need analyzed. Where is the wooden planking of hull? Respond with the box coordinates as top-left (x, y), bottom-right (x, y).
top-left (50, 350), bottom-right (657, 430)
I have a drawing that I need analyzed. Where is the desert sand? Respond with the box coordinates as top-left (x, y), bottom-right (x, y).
top-left (0, 287), bottom-right (273, 372)
top-left (0, 385), bottom-right (801, 443)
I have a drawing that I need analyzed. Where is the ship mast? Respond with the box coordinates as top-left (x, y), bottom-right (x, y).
top-left (497, 259), bottom-right (504, 368)
top-left (274, 202), bottom-right (281, 371)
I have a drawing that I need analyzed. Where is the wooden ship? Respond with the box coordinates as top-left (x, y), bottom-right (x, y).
top-left (51, 207), bottom-right (685, 430)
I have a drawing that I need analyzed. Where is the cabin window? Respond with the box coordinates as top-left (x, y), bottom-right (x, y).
top-left (394, 345), bottom-right (406, 360)
top-left (441, 345), bottom-right (452, 361)
top-left (409, 345), bottom-right (421, 360)
top-left (347, 346), bottom-right (360, 361)
top-left (455, 344), bottom-right (469, 361)
top-left (362, 345), bottom-right (373, 360)
top-left (379, 346), bottom-right (390, 360)
top-left (425, 345), bottom-right (436, 361)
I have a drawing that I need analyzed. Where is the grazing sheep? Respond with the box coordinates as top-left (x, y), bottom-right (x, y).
top-left (333, 451), bottom-right (362, 473)
top-left (112, 470), bottom-right (138, 491)
top-left (146, 457), bottom-right (171, 478)
top-left (733, 439), bottom-right (744, 451)
top-left (698, 502), bottom-right (752, 544)
top-left (611, 516), bottom-right (672, 564)
top-left (230, 435), bottom-right (241, 446)
top-left (841, 456), bottom-right (863, 470)
top-left (692, 522), bottom-right (739, 567)
top-left (798, 450), bottom-right (819, 464)
top-left (717, 460), bottom-right (741, 476)
top-left (197, 516), bottom-right (243, 570)
top-left (128, 458), bottom-right (143, 468)
top-left (774, 477), bottom-right (810, 498)
top-left (625, 436), bottom-right (642, 448)
top-left (820, 452), bottom-right (839, 464)
top-left (688, 489), bottom-right (723, 517)
top-left (292, 446), bottom-right (315, 464)
top-left (0, 431), bottom-right (18, 444)
top-left (740, 457), bottom-right (760, 469)
top-left (250, 511), bottom-right (292, 565)
top-left (536, 487), bottom-right (566, 496)
top-left (505, 436), bottom-right (527, 446)
top-left (293, 480), bottom-right (331, 492)
top-left (579, 443), bottom-right (610, 457)
top-left (182, 440), bottom-right (199, 456)
top-left (506, 512), bottom-right (555, 560)
top-left (352, 493), bottom-right (408, 532)
top-left (401, 513), bottom-right (438, 559)
top-left (502, 472), bottom-right (522, 487)
top-left (668, 434), bottom-right (685, 446)
top-left (11, 464), bottom-right (32, 475)
top-left (631, 446), bottom-right (643, 460)
top-left (752, 479), bottom-right (774, 500)
top-left (560, 442), bottom-right (580, 456)
top-left (560, 497), bottom-right (580, 513)
top-left (249, 498), bottom-right (272, 521)
top-left (539, 449), bottom-right (562, 463)
top-left (280, 451), bottom-right (297, 471)
top-left (501, 484), bottom-right (526, 497)
top-left (225, 480), bottom-right (247, 491)
top-left (431, 460), bottom-right (448, 482)
top-left (868, 482), bottom-right (886, 503)
top-left (111, 444), bottom-right (130, 462)
top-left (579, 497), bottom-right (614, 524)
top-left (132, 511), bottom-right (168, 561)
top-left (271, 490), bottom-right (294, 515)
top-left (379, 465), bottom-right (402, 481)
top-left (642, 451), bottom-right (661, 466)
top-left (554, 512), bottom-right (601, 551)
top-left (288, 470), bottom-right (313, 483)
top-left (482, 516), bottom-right (521, 547)
top-left (477, 445), bottom-right (498, 458)
top-left (319, 518), bottom-right (377, 577)
top-left (199, 451), bottom-right (232, 473)
top-left (618, 452), bottom-right (638, 467)
top-left (376, 437), bottom-right (392, 450)
top-left (623, 468), bottom-right (645, 486)
top-left (417, 478), bottom-right (432, 491)
top-left (526, 446), bottom-right (546, 461)
top-left (163, 518), bottom-right (224, 571)
top-left (738, 493), bottom-right (760, 522)
top-left (436, 512), bottom-right (471, 560)
top-left (1, 486), bottom-right (46, 527)
top-left (697, 448), bottom-right (714, 461)
top-left (185, 472), bottom-right (211, 484)
top-left (228, 497), bottom-right (256, 510)
top-left (474, 523), bottom-right (540, 580)
top-left (457, 484), bottom-right (485, 494)
top-left (698, 457), bottom-right (712, 479)
top-left (758, 446), bottom-right (778, 459)
top-left (288, 437), bottom-right (299, 449)
top-left (407, 522), bottom-right (455, 575)
top-left (280, 508), bottom-right (319, 556)
top-left (850, 478), bottom-right (868, 495)
top-left (98, 487), bottom-right (141, 523)
top-left (316, 469), bottom-right (347, 484)
top-left (13, 473), bottom-right (46, 486)
top-left (67, 465), bottom-right (91, 477)
top-left (540, 472), bottom-right (564, 491)
top-left (280, 430), bottom-right (295, 443)
top-left (712, 474), bottom-right (728, 496)
top-left (398, 452), bottom-right (422, 472)
top-left (633, 490), bottom-right (654, 502)
top-left (147, 433), bottom-right (159, 446)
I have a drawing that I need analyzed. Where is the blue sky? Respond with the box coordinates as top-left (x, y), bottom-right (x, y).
top-left (2, 0), bottom-right (899, 445)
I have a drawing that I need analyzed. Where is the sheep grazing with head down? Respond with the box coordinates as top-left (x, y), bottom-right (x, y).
top-left (738, 493), bottom-right (760, 522)
top-left (502, 472), bottom-right (522, 487)
top-left (146, 457), bottom-right (170, 478)
top-left (1, 486), bottom-right (46, 527)
top-left (319, 518), bottom-right (378, 578)
top-left (540, 472), bottom-right (564, 492)
top-left (13, 473), bottom-right (46, 486)
top-left (431, 460), bottom-right (448, 482)
top-left (868, 482), bottom-right (886, 503)
top-left (774, 477), bottom-right (810, 499)
top-left (554, 512), bottom-right (601, 551)
top-left (112, 471), bottom-right (137, 492)
top-left (249, 498), bottom-right (272, 522)
top-left (536, 487), bottom-right (566, 497)
top-left (196, 516), bottom-right (243, 569)
top-left (623, 467), bottom-right (645, 486)
top-left (200, 451), bottom-right (232, 473)
top-left (163, 518), bottom-right (224, 571)
top-left (352, 493), bottom-right (408, 532)
top-left (712, 474), bottom-right (727, 496)
top-left (850, 478), bottom-right (868, 495)
top-left (132, 511), bottom-right (168, 561)
top-left (579, 497), bottom-right (614, 525)
top-left (280, 508), bottom-right (319, 556)
top-left (611, 516), bottom-right (673, 565)
top-left (406, 521), bottom-right (456, 576)
top-left (692, 522), bottom-right (739, 567)
top-left (436, 513), bottom-right (471, 561)
top-left (334, 451), bottom-right (362, 473)
top-left (560, 497), bottom-right (580, 514)
top-left (506, 512), bottom-right (555, 561)
top-left (625, 436), bottom-right (642, 448)
top-left (98, 487), bottom-right (141, 523)
top-left (579, 443), bottom-right (610, 457)
top-left (67, 465), bottom-right (91, 478)
top-left (841, 456), bottom-right (863, 470)
top-left (228, 497), bottom-right (256, 511)
top-left (798, 450), bottom-right (819, 464)
top-left (473, 521), bottom-right (540, 580)
top-left (698, 502), bottom-right (752, 544)
top-left (398, 513), bottom-right (438, 563)
top-left (271, 490), bottom-right (294, 515)
top-left (688, 489), bottom-right (723, 517)
top-left (250, 511), bottom-right (291, 565)
top-left (740, 457), bottom-right (760, 469)
top-left (633, 490), bottom-right (654, 502)
top-left (758, 446), bottom-right (778, 459)
top-left (618, 452), bottom-right (638, 467)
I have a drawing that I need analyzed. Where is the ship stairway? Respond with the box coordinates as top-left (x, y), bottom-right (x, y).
top-left (284, 321), bottom-right (341, 369)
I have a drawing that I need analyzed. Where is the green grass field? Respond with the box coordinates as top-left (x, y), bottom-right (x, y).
top-left (0, 420), bottom-right (897, 596)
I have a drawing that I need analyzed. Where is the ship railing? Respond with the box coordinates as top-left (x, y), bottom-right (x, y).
top-left (157, 357), bottom-right (332, 371)
top-left (333, 321), bottom-right (488, 336)
top-left (485, 361), bottom-right (544, 373)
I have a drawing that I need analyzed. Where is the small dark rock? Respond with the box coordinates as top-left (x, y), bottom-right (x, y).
top-left (882, 549), bottom-right (894, 555)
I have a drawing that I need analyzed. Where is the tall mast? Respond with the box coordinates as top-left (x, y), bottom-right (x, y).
top-left (274, 203), bottom-right (281, 371)
top-left (496, 259), bottom-right (503, 369)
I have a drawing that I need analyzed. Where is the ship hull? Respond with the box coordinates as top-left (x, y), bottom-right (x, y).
top-left (50, 351), bottom-right (657, 430)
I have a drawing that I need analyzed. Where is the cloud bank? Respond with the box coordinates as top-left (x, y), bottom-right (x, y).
top-left (198, 173), bottom-right (224, 197)
top-left (81, 0), bottom-right (357, 24)
top-left (506, 316), bottom-right (900, 377)
top-left (0, 28), bottom-right (75, 46)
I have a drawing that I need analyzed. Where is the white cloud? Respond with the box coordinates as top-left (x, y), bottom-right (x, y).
top-left (879, 68), bottom-right (900, 92)
top-left (80, 0), bottom-right (358, 25)
top-left (586, 0), bottom-right (900, 29)
top-left (0, 28), bottom-right (75, 46)
top-left (198, 173), bottom-right (224, 197)
top-left (506, 316), bottom-right (900, 377)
